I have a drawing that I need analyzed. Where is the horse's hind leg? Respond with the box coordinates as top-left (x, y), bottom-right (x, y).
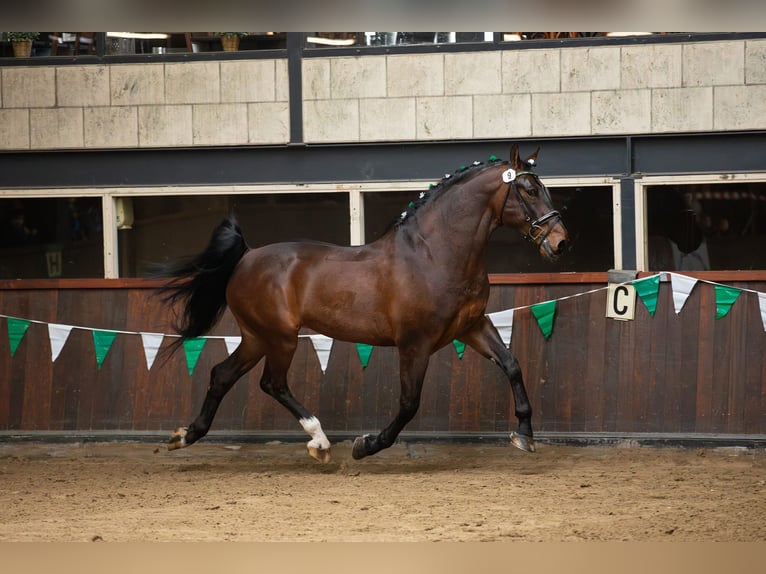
top-left (259, 342), bottom-right (332, 463)
top-left (168, 341), bottom-right (262, 450)
top-left (461, 317), bottom-right (535, 453)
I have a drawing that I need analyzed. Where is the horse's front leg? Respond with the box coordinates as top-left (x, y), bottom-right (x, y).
top-left (461, 317), bottom-right (536, 453)
top-left (352, 348), bottom-right (430, 460)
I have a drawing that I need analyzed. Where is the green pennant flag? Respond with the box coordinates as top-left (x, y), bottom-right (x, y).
top-left (452, 339), bottom-right (465, 359)
top-left (182, 337), bottom-right (207, 376)
top-left (715, 285), bottom-right (742, 319)
top-left (356, 343), bottom-right (373, 369)
top-left (92, 330), bottom-right (118, 369)
top-left (530, 300), bottom-right (557, 339)
top-left (633, 275), bottom-right (661, 317)
top-left (6, 317), bottom-right (30, 357)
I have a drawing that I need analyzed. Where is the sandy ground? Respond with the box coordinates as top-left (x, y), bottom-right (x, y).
top-left (0, 439), bottom-right (764, 542)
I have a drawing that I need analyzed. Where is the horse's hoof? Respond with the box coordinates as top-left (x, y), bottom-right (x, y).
top-left (168, 427), bottom-right (188, 451)
top-left (307, 445), bottom-right (332, 464)
top-left (352, 435), bottom-right (370, 460)
top-left (510, 431), bottom-right (536, 453)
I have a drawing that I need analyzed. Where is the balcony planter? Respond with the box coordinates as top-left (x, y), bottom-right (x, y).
top-left (216, 32), bottom-right (247, 52)
top-left (7, 32), bottom-right (39, 57)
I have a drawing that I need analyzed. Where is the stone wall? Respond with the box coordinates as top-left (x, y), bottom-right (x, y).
top-left (1, 39), bottom-right (765, 150)
top-left (0, 60), bottom-right (289, 149)
top-left (303, 39), bottom-right (766, 142)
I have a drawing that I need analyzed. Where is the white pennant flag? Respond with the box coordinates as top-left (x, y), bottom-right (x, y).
top-left (487, 309), bottom-right (515, 347)
top-left (759, 293), bottom-right (766, 332)
top-left (140, 333), bottom-right (164, 370)
top-left (224, 336), bottom-right (241, 355)
top-left (48, 323), bottom-right (73, 362)
top-left (670, 273), bottom-right (698, 314)
top-left (308, 334), bottom-right (334, 374)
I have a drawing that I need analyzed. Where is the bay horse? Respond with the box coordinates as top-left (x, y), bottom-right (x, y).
top-left (158, 144), bottom-right (568, 462)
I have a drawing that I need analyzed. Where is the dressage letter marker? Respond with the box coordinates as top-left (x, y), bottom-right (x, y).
top-left (606, 283), bottom-right (636, 321)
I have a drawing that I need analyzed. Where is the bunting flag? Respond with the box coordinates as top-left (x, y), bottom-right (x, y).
top-left (488, 308), bottom-right (514, 347)
top-left (308, 334), bottom-right (333, 374)
top-left (530, 300), bottom-right (556, 339)
top-left (356, 343), bottom-right (373, 369)
top-left (670, 273), bottom-right (698, 314)
top-left (223, 336), bottom-right (241, 356)
top-left (632, 274), bottom-right (661, 316)
top-left (48, 323), bottom-right (73, 362)
top-left (6, 317), bottom-right (30, 357)
top-left (3, 271), bottom-right (764, 376)
top-left (715, 285), bottom-right (742, 319)
top-left (182, 338), bottom-right (206, 376)
top-left (92, 330), bottom-right (117, 369)
top-left (140, 333), bottom-right (164, 370)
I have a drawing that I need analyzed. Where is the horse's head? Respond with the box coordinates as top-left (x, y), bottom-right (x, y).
top-left (496, 144), bottom-right (569, 260)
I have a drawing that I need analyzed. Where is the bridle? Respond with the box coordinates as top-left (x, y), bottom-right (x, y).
top-left (499, 167), bottom-right (561, 247)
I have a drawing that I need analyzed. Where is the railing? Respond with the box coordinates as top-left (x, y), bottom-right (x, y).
top-left (3, 32), bottom-right (765, 65)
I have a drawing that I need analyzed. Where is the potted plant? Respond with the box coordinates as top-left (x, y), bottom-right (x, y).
top-left (215, 32), bottom-right (247, 52)
top-left (6, 32), bottom-right (40, 57)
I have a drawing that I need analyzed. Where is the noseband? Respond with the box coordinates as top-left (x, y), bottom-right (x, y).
top-left (499, 168), bottom-right (561, 246)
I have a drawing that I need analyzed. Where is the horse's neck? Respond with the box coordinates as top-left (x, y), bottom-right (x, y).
top-left (399, 174), bottom-right (498, 276)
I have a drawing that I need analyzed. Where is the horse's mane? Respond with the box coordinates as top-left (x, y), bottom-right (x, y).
top-left (396, 156), bottom-right (507, 228)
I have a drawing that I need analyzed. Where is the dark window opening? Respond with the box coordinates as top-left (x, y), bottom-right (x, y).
top-left (363, 186), bottom-right (614, 273)
top-left (118, 193), bottom-right (349, 277)
top-left (0, 197), bottom-right (104, 279)
top-left (646, 182), bottom-right (766, 271)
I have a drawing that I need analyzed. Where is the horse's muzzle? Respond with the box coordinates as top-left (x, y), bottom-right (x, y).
top-left (541, 237), bottom-right (567, 261)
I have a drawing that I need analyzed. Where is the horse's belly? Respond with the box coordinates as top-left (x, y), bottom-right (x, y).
top-left (281, 250), bottom-right (393, 343)
top-left (302, 292), bottom-right (395, 346)
top-left (307, 321), bottom-right (395, 347)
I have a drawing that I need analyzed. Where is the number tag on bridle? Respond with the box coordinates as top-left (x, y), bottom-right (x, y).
top-left (502, 168), bottom-right (517, 183)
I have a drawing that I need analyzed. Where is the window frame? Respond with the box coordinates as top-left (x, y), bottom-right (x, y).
top-left (635, 173), bottom-right (766, 272)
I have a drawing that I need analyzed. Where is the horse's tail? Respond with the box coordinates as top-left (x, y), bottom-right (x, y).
top-left (154, 215), bottom-right (248, 342)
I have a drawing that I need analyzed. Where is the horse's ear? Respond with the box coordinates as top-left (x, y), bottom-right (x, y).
top-left (525, 147), bottom-right (540, 168)
top-left (510, 143), bottom-right (522, 169)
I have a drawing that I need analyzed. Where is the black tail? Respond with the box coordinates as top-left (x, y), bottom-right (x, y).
top-left (154, 215), bottom-right (248, 341)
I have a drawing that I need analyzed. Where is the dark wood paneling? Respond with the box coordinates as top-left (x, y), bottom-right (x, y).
top-left (743, 295), bottom-right (765, 434)
top-left (583, 283), bottom-right (607, 432)
top-left (678, 284), bottom-right (700, 433)
top-left (1, 280), bottom-right (765, 437)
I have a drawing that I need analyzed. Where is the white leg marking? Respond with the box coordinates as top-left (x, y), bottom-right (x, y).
top-left (299, 416), bottom-right (331, 450)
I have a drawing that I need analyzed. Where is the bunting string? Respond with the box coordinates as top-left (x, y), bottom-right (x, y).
top-left (2, 272), bottom-right (765, 375)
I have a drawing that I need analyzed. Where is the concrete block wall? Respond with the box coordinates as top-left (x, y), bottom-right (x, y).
top-left (303, 38), bottom-right (766, 143)
top-left (1, 39), bottom-right (765, 151)
top-left (0, 59), bottom-right (289, 150)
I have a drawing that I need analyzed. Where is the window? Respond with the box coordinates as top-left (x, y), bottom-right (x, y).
top-left (0, 32), bottom-right (287, 58)
top-left (0, 197), bottom-right (104, 278)
top-left (117, 193), bottom-right (350, 277)
top-left (487, 185), bottom-right (615, 273)
top-left (363, 184), bottom-right (615, 273)
top-left (645, 181), bottom-right (766, 271)
top-left (363, 190), bottom-right (413, 243)
top-left (306, 32), bottom-right (668, 48)
top-left (307, 32), bottom-right (494, 47)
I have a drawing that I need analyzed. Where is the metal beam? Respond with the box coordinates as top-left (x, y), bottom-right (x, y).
top-left (4, 132), bottom-right (766, 191)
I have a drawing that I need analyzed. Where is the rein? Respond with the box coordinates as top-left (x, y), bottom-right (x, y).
top-left (500, 168), bottom-right (561, 246)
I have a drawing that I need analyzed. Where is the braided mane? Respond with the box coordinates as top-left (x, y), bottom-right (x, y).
top-left (396, 156), bottom-right (507, 227)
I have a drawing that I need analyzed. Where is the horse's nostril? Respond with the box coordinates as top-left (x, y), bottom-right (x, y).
top-left (554, 240), bottom-right (567, 255)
